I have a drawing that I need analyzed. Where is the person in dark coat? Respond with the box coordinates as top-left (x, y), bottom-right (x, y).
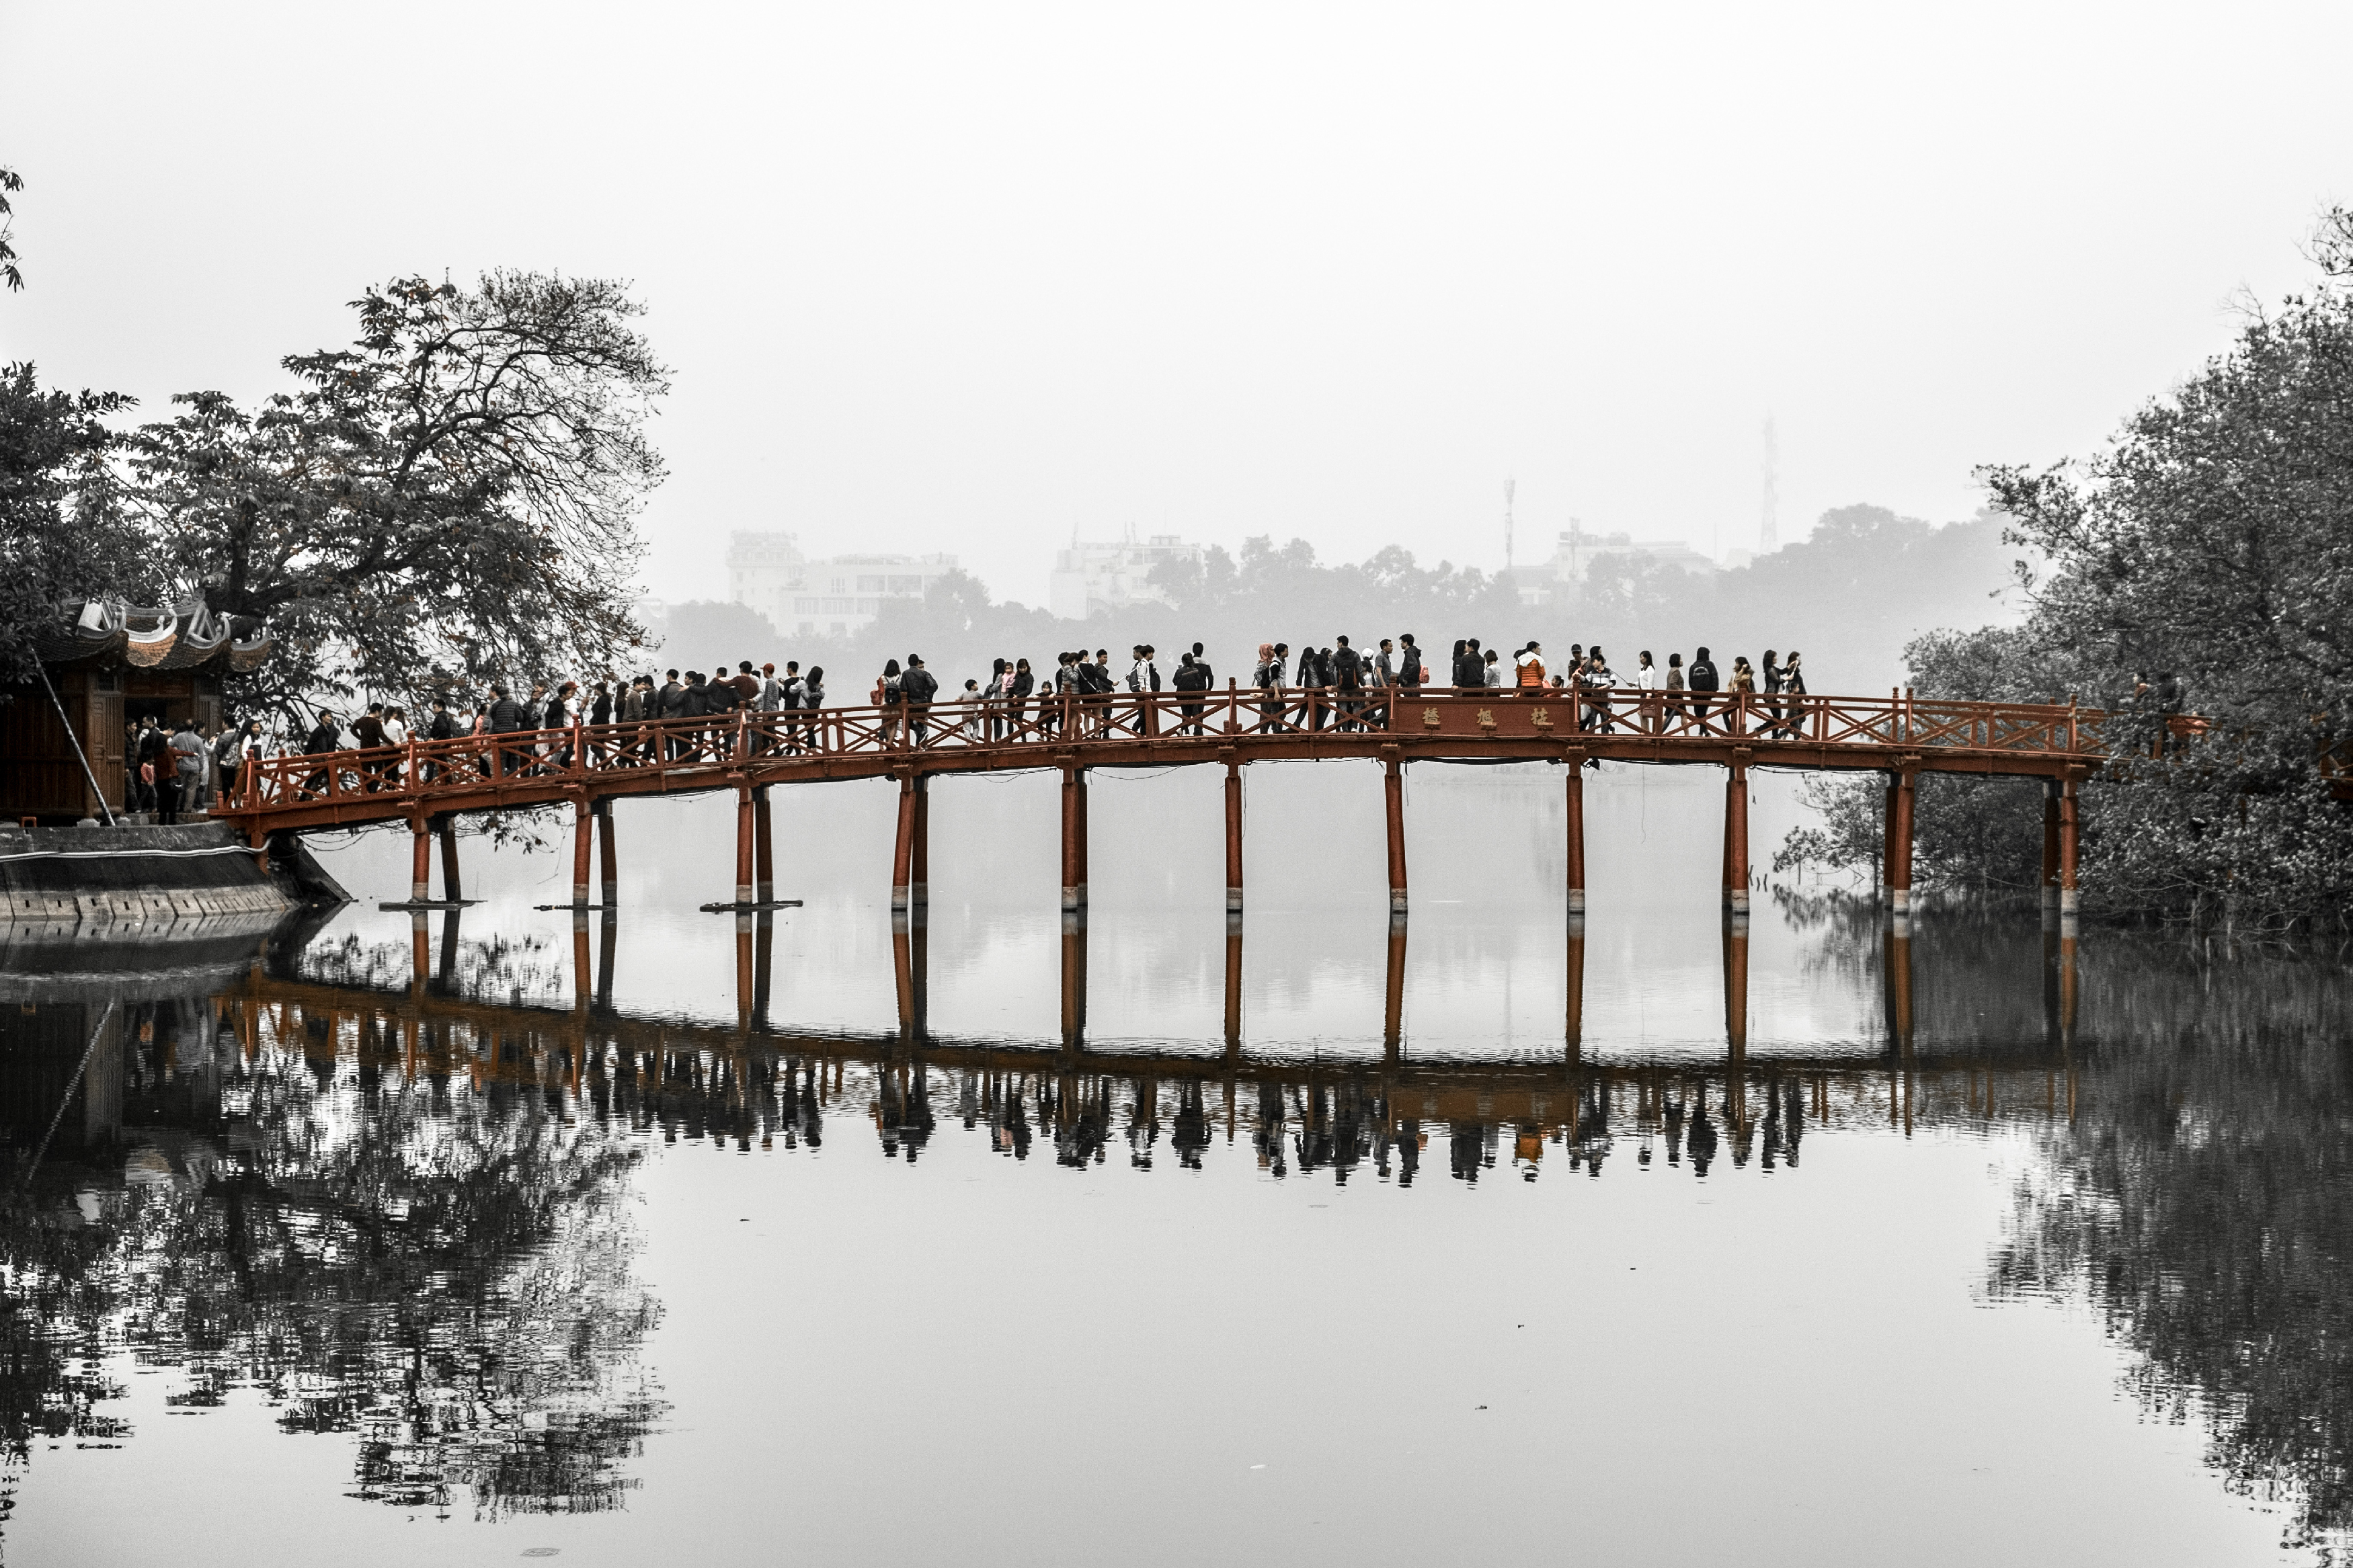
top-left (1688, 647), bottom-right (1720, 735)
top-left (301, 709), bottom-right (342, 798)
top-left (901, 655), bottom-right (939, 745)
top-left (1332, 636), bottom-right (1363, 729)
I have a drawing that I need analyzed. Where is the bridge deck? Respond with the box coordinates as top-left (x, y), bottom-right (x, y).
top-left (217, 686), bottom-right (2108, 838)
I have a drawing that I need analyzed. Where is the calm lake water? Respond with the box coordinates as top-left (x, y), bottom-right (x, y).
top-left (3, 761), bottom-right (2348, 1567)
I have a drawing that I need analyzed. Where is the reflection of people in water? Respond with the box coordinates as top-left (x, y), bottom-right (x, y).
top-left (1759, 1076), bottom-right (1802, 1172)
top-left (1051, 1077), bottom-right (1110, 1167)
top-left (1171, 1081), bottom-right (1210, 1169)
top-left (1126, 1078), bottom-right (1160, 1169)
top-left (1685, 1091), bottom-right (1719, 1178)
top-left (984, 1073), bottom-right (1033, 1159)
top-left (1664, 1092), bottom-right (1686, 1167)
top-left (1394, 1118), bottom-right (1423, 1186)
top-left (873, 1065), bottom-right (936, 1160)
top-left (1251, 1081), bottom-right (1287, 1178)
top-left (1448, 1122), bottom-right (1493, 1183)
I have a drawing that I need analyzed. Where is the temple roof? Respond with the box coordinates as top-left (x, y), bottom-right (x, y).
top-left (36, 595), bottom-right (272, 675)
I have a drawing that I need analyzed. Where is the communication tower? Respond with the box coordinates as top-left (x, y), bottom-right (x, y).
top-left (1761, 415), bottom-right (1780, 554)
top-left (1504, 478), bottom-right (1516, 576)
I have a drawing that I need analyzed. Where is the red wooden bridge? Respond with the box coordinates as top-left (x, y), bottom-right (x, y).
top-left (216, 684), bottom-right (2111, 916)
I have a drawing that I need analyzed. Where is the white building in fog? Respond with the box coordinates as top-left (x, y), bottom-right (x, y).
top-left (1049, 532), bottom-right (1202, 621)
top-left (1509, 526), bottom-right (1717, 604)
top-left (725, 531), bottom-right (961, 638)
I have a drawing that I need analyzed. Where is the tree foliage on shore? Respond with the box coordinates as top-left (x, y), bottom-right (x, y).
top-left (1, 226), bottom-right (664, 724)
top-left (1778, 211), bottom-right (2353, 933)
top-left (130, 274), bottom-right (666, 720)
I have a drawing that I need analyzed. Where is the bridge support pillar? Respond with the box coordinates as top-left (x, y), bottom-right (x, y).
top-left (1061, 764), bottom-right (1088, 912)
top-left (1888, 772), bottom-right (1916, 913)
top-left (1564, 750), bottom-right (1587, 913)
top-left (2057, 776), bottom-right (2080, 916)
top-left (571, 797), bottom-right (593, 909)
top-left (596, 798), bottom-right (619, 906)
top-left (574, 909), bottom-right (592, 1009)
top-left (437, 819), bottom-right (461, 902)
top-left (1060, 909), bottom-right (1088, 1049)
top-left (734, 787), bottom-right (756, 905)
top-left (1224, 755), bottom-right (1244, 913)
top-left (754, 786), bottom-right (774, 903)
top-left (910, 774), bottom-right (928, 906)
top-left (409, 818), bottom-right (432, 903)
top-left (1879, 774), bottom-right (1897, 903)
top-left (1722, 759), bottom-right (1749, 914)
top-left (2040, 779), bottom-right (2062, 911)
top-left (1724, 907), bottom-right (1749, 1055)
top-left (1383, 751), bottom-right (1407, 914)
top-left (891, 772), bottom-right (918, 910)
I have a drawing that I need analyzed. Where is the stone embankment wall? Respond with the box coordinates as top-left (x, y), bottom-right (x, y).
top-left (0, 822), bottom-right (303, 927)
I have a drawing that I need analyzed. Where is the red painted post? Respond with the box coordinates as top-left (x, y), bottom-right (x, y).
top-left (1565, 751), bottom-right (1587, 914)
top-left (571, 796), bottom-right (593, 909)
top-left (1383, 751), bottom-right (1407, 915)
top-left (754, 786), bottom-right (774, 903)
top-left (1061, 907), bottom-right (1087, 1049)
top-left (1061, 764), bottom-right (1087, 912)
top-left (438, 819), bottom-right (462, 902)
top-left (1723, 761), bottom-right (1749, 913)
top-left (1724, 910), bottom-right (1749, 1053)
top-left (1880, 773), bottom-right (1899, 903)
top-left (734, 787), bottom-right (756, 905)
top-left (909, 774), bottom-right (928, 905)
top-left (1224, 755), bottom-right (1244, 913)
top-left (410, 818), bottom-right (432, 903)
top-left (891, 772), bottom-right (916, 909)
top-left (2057, 777), bottom-right (2080, 916)
top-left (597, 798), bottom-right (619, 906)
top-left (2040, 779), bottom-right (2061, 911)
top-left (1889, 772), bottom-right (1915, 913)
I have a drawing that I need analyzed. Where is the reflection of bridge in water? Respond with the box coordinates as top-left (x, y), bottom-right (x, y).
top-left (242, 899), bottom-right (2087, 1178)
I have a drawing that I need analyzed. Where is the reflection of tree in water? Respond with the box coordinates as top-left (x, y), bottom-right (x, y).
top-left (1989, 948), bottom-right (2353, 1552)
top-left (0, 997), bottom-right (662, 1527)
top-left (301, 927), bottom-right (563, 1007)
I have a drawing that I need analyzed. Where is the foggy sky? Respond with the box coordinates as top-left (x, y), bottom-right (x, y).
top-left (4, 1), bottom-right (2348, 610)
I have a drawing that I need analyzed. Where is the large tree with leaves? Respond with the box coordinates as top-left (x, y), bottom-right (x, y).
top-left (0, 365), bottom-right (148, 686)
top-left (1778, 210), bottom-right (2353, 932)
top-left (130, 272), bottom-right (668, 720)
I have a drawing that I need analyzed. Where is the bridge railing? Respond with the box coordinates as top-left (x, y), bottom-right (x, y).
top-left (225, 686), bottom-right (2114, 817)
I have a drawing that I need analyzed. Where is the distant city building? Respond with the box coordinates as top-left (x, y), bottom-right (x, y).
top-left (1050, 532), bottom-right (1202, 621)
top-left (1528, 526), bottom-right (1717, 602)
top-left (725, 532), bottom-right (961, 638)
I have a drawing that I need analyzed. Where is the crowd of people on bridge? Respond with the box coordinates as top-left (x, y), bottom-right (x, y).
top-left (187, 631), bottom-right (1818, 809)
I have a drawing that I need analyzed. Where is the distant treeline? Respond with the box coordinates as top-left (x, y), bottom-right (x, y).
top-left (660, 504), bottom-right (2021, 698)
